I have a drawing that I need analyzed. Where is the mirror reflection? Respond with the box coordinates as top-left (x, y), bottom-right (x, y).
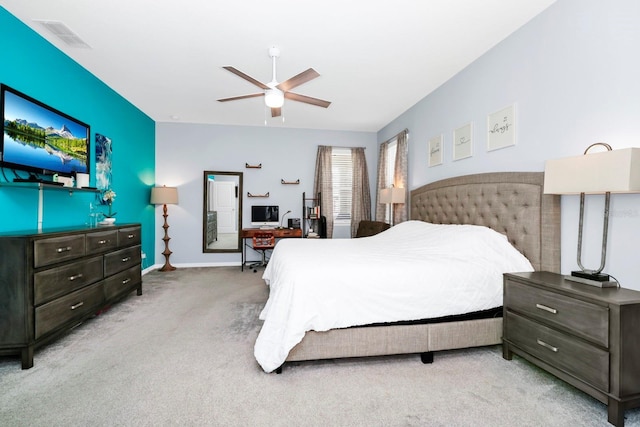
top-left (203, 171), bottom-right (243, 253)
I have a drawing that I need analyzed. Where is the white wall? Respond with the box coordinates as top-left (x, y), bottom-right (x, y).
top-left (378, 0), bottom-right (640, 289)
top-left (155, 123), bottom-right (376, 266)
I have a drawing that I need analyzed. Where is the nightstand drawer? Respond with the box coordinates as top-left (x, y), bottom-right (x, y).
top-left (505, 279), bottom-right (609, 347)
top-left (505, 311), bottom-right (609, 391)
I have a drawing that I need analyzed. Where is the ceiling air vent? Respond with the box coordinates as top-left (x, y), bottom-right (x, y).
top-left (34, 20), bottom-right (91, 49)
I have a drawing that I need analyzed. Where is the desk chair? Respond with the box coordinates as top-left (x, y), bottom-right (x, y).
top-left (248, 232), bottom-right (275, 272)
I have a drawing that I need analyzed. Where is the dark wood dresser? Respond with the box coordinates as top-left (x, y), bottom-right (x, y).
top-left (503, 271), bottom-right (640, 426)
top-left (0, 224), bottom-right (142, 369)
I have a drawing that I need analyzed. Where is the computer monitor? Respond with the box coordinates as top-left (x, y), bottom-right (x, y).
top-left (251, 205), bottom-right (279, 228)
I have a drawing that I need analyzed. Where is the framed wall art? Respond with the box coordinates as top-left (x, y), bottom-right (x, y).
top-left (453, 122), bottom-right (473, 161)
top-left (428, 134), bottom-right (443, 167)
top-left (95, 133), bottom-right (113, 200)
top-left (487, 104), bottom-right (516, 151)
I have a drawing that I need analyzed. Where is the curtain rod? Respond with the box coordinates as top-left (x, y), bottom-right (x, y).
top-left (318, 145), bottom-right (366, 149)
top-left (382, 128), bottom-right (409, 145)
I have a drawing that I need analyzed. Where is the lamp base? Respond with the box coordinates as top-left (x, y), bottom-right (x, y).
top-left (565, 271), bottom-right (618, 288)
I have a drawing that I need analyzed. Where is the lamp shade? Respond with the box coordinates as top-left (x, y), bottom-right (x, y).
top-left (544, 148), bottom-right (640, 195)
top-left (150, 186), bottom-right (179, 205)
top-left (380, 187), bottom-right (405, 204)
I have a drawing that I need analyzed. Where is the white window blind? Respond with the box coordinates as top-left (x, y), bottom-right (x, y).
top-left (332, 148), bottom-right (352, 223)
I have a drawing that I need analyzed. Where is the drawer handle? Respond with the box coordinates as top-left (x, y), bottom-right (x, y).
top-left (69, 273), bottom-right (84, 281)
top-left (122, 278), bottom-right (131, 285)
top-left (98, 239), bottom-right (108, 245)
top-left (536, 338), bottom-right (558, 353)
top-left (536, 303), bottom-right (557, 314)
top-left (70, 301), bottom-right (84, 310)
top-left (57, 246), bottom-right (72, 253)
top-left (128, 234), bottom-right (135, 239)
top-left (122, 256), bottom-right (132, 262)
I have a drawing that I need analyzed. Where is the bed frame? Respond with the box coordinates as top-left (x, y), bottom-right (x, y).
top-left (279, 172), bottom-right (560, 371)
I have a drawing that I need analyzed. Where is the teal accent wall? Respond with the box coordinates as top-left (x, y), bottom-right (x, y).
top-left (0, 7), bottom-right (156, 267)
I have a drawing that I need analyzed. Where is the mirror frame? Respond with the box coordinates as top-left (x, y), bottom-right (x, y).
top-left (203, 171), bottom-right (243, 253)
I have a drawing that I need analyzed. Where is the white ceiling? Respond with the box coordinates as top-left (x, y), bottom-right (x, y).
top-left (2, 0), bottom-right (556, 132)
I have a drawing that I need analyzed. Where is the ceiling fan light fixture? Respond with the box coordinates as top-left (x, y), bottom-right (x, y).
top-left (264, 88), bottom-right (284, 108)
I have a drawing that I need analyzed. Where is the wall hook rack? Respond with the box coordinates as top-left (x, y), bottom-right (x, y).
top-left (281, 179), bottom-right (300, 185)
top-left (245, 163), bottom-right (262, 169)
top-left (247, 192), bottom-right (269, 198)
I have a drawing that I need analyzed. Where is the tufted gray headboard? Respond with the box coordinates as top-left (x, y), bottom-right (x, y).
top-left (410, 172), bottom-right (560, 272)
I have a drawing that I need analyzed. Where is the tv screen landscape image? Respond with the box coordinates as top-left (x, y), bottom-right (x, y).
top-left (1, 84), bottom-right (89, 177)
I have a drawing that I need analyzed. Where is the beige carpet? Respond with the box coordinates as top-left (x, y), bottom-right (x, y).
top-left (1, 267), bottom-right (638, 426)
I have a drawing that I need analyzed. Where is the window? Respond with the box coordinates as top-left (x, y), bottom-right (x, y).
top-left (332, 148), bottom-right (352, 224)
top-left (384, 138), bottom-right (398, 223)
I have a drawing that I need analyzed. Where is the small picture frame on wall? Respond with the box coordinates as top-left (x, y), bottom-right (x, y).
top-left (453, 122), bottom-right (473, 161)
top-left (487, 104), bottom-right (516, 151)
top-left (428, 134), bottom-right (443, 167)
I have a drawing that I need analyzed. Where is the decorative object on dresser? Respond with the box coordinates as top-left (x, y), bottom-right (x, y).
top-left (503, 271), bottom-right (640, 427)
top-left (544, 144), bottom-right (640, 287)
top-left (379, 185), bottom-right (405, 226)
top-left (0, 224), bottom-right (142, 369)
top-left (150, 185), bottom-right (179, 272)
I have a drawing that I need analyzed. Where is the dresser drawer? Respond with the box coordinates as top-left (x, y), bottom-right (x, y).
top-left (86, 230), bottom-right (118, 254)
top-left (35, 282), bottom-right (104, 339)
top-left (34, 256), bottom-right (103, 306)
top-left (104, 246), bottom-right (141, 276)
top-left (505, 311), bottom-right (609, 391)
top-left (104, 265), bottom-right (141, 300)
top-left (117, 226), bottom-right (141, 247)
top-left (34, 235), bottom-right (86, 268)
top-left (505, 279), bottom-right (609, 347)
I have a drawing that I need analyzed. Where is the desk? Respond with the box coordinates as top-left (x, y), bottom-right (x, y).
top-left (241, 228), bottom-right (302, 270)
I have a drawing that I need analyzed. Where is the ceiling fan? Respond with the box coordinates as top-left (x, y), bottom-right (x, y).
top-left (218, 47), bottom-right (331, 118)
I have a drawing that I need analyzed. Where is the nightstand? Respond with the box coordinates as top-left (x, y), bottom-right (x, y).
top-left (503, 271), bottom-right (640, 427)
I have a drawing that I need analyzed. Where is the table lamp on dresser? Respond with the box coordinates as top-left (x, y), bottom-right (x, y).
top-left (544, 143), bottom-right (640, 287)
top-left (150, 185), bottom-right (179, 272)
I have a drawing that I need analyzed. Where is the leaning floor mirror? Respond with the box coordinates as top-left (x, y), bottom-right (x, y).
top-left (203, 171), bottom-right (243, 253)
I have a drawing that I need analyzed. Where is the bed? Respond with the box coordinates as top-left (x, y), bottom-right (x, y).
top-left (255, 172), bottom-right (560, 373)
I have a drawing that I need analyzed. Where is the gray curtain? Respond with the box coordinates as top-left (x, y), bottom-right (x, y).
top-left (375, 129), bottom-right (409, 224)
top-left (350, 147), bottom-right (371, 237)
top-left (375, 142), bottom-right (388, 221)
top-left (313, 146), bottom-right (333, 238)
top-left (393, 130), bottom-right (409, 224)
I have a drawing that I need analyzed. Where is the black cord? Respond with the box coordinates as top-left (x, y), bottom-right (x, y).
top-left (0, 166), bottom-right (10, 183)
top-left (607, 273), bottom-right (622, 288)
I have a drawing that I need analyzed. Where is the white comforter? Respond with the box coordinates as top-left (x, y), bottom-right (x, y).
top-left (254, 220), bottom-right (533, 372)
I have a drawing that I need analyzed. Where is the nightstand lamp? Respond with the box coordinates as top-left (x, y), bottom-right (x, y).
top-left (150, 185), bottom-right (179, 272)
top-left (544, 143), bottom-right (640, 287)
top-left (380, 185), bottom-right (405, 226)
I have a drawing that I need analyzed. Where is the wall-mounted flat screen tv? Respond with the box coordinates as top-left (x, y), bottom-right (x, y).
top-left (1, 84), bottom-right (90, 177)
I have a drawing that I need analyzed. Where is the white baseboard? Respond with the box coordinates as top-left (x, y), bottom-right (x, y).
top-left (141, 262), bottom-right (242, 275)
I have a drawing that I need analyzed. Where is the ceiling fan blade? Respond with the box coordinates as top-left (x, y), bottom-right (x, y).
top-left (223, 66), bottom-right (269, 90)
top-left (271, 107), bottom-right (282, 117)
top-left (218, 93), bottom-right (264, 102)
top-left (276, 68), bottom-right (320, 92)
top-left (284, 92), bottom-right (331, 108)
